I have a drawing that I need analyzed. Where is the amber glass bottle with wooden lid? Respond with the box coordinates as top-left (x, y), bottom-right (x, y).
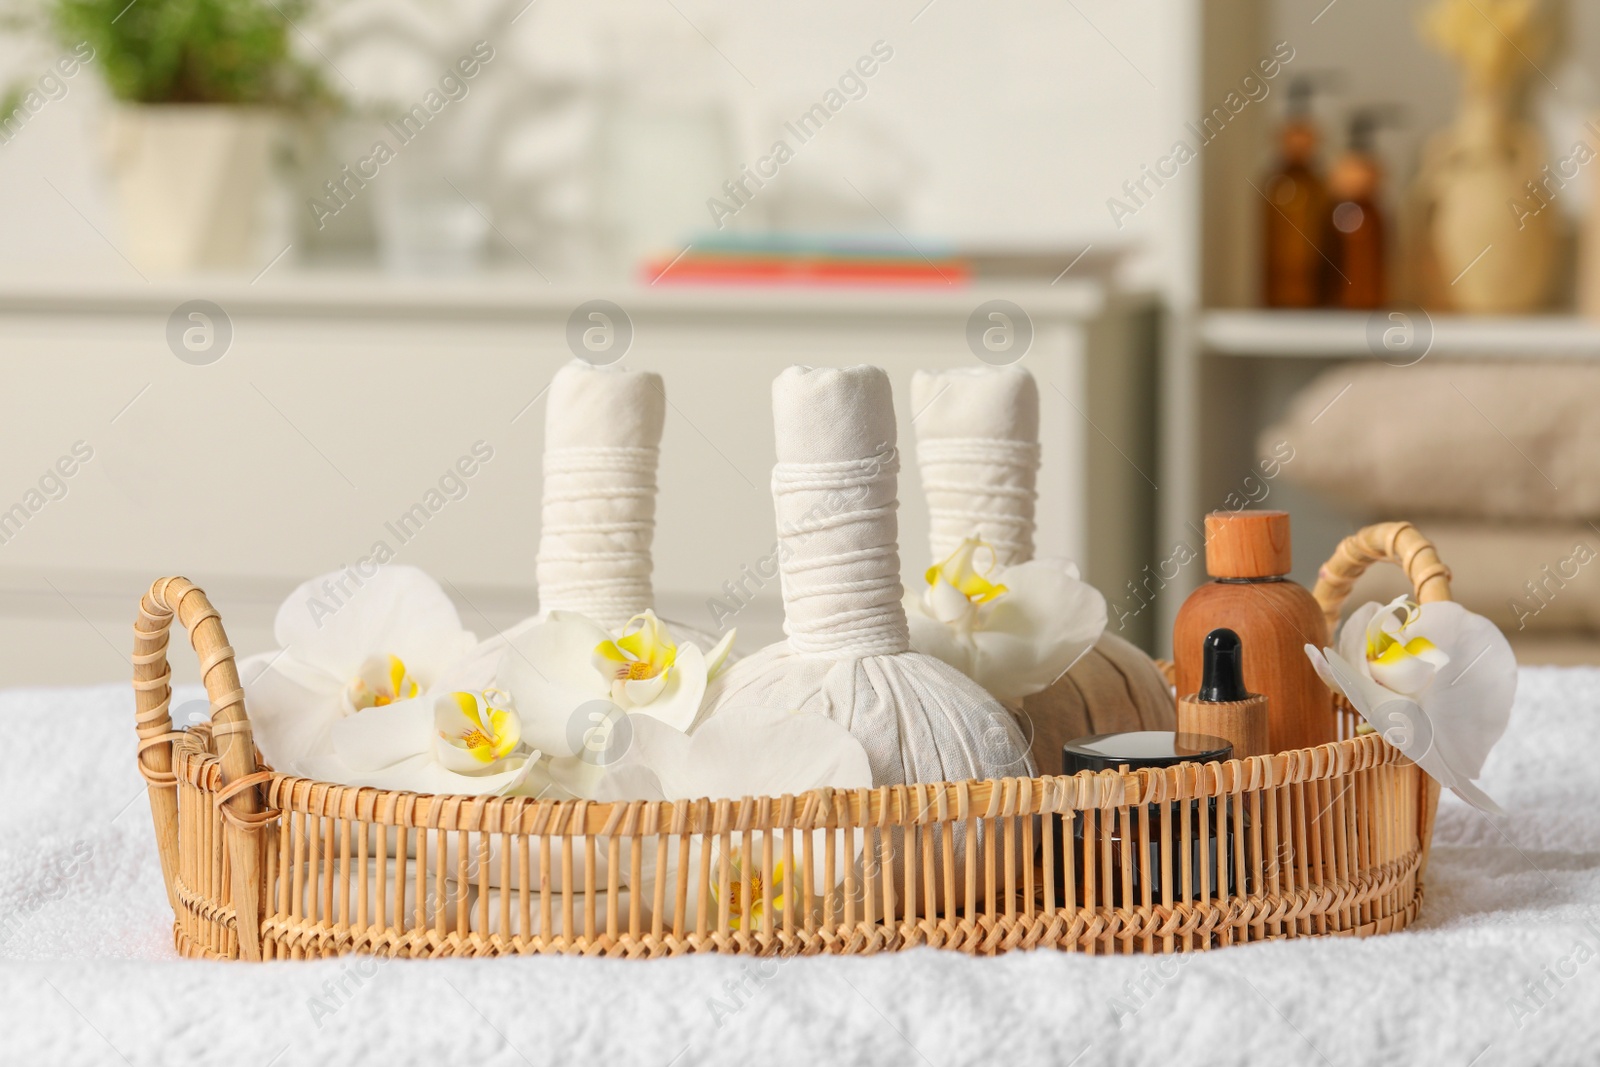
top-left (1173, 510), bottom-right (1334, 754)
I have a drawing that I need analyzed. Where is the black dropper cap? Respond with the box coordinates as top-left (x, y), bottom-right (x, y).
top-left (1198, 627), bottom-right (1249, 703)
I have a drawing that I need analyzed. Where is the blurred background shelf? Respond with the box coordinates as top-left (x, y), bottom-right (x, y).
top-left (6, 0), bottom-right (1600, 676)
top-left (1200, 310), bottom-right (1600, 359)
top-left (0, 271), bottom-right (1108, 319)
top-left (0, 273), bottom-right (1161, 684)
top-left (1190, 306), bottom-right (1600, 666)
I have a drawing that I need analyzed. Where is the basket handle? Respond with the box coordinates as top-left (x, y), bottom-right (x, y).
top-left (1310, 521), bottom-right (1451, 889)
top-left (1311, 521), bottom-right (1453, 635)
top-left (133, 577), bottom-right (265, 960)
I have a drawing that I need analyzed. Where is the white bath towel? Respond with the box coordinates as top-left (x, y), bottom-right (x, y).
top-left (0, 667), bottom-right (1591, 1065)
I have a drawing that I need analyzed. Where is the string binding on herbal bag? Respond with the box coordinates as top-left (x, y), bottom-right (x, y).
top-left (912, 365), bottom-right (1042, 568)
top-left (535, 360), bottom-right (665, 633)
top-left (772, 450), bottom-right (908, 658)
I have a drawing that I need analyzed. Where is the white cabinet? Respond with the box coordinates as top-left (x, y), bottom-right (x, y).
top-left (0, 274), bottom-right (1154, 684)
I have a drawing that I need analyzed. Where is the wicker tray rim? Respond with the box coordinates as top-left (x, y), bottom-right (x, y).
top-left (173, 724), bottom-right (1408, 833)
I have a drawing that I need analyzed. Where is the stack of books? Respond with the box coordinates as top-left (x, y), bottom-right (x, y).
top-left (643, 234), bottom-right (970, 287)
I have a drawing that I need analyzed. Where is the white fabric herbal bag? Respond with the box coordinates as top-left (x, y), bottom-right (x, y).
top-left (308, 361), bottom-right (679, 888)
top-left (701, 364), bottom-right (1033, 787)
top-left (905, 365), bottom-right (1107, 706)
top-left (432, 355), bottom-right (674, 696)
top-left (535, 358), bottom-right (668, 630)
top-left (501, 359), bottom-right (733, 772)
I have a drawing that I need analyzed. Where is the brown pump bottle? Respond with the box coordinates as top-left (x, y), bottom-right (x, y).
top-left (1173, 511), bottom-right (1334, 754)
top-left (1262, 79), bottom-right (1329, 309)
top-left (1325, 109), bottom-right (1389, 310)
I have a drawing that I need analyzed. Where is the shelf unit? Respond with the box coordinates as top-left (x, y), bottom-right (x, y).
top-left (1154, 0), bottom-right (1600, 652)
top-left (1180, 309), bottom-right (1600, 636)
top-left (1200, 310), bottom-right (1600, 360)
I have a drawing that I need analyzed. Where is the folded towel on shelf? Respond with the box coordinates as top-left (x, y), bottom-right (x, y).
top-left (1344, 520), bottom-right (1600, 638)
top-left (1265, 362), bottom-right (1600, 521)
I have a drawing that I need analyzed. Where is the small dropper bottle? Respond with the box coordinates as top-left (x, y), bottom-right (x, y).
top-left (1177, 628), bottom-right (1270, 758)
top-left (1172, 509), bottom-right (1333, 753)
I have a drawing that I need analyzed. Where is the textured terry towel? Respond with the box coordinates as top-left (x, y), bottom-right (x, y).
top-left (911, 365), bottom-right (1042, 568)
top-left (2, 670), bottom-right (1595, 1066)
top-left (1264, 361), bottom-right (1600, 521)
top-left (701, 364), bottom-right (1032, 787)
top-left (535, 360), bottom-right (665, 631)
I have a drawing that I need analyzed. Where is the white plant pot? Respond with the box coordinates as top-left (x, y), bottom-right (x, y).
top-left (102, 105), bottom-right (286, 273)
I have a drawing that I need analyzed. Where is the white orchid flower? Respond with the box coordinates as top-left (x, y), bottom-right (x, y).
top-left (906, 536), bottom-right (1108, 704)
top-left (239, 566), bottom-right (487, 776)
top-left (434, 688), bottom-right (523, 773)
top-left (611, 703), bottom-right (872, 802)
top-left (713, 848), bottom-right (789, 932)
top-left (593, 611), bottom-right (698, 711)
top-left (1304, 594), bottom-right (1516, 814)
top-left (597, 704), bottom-right (874, 928)
top-left (296, 687), bottom-right (541, 797)
top-left (495, 609), bottom-right (734, 772)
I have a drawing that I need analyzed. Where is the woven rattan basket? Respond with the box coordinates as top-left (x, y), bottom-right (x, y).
top-left (133, 521), bottom-right (1450, 959)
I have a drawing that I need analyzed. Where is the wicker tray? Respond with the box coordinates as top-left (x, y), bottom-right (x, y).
top-left (133, 521), bottom-right (1450, 959)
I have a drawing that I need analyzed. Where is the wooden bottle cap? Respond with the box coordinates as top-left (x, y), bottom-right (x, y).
top-left (1205, 510), bottom-right (1292, 579)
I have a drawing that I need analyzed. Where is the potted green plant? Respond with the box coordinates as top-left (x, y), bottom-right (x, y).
top-left (11, 0), bottom-right (334, 271)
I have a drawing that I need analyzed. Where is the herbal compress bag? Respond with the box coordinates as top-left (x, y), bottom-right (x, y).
top-left (337, 358), bottom-right (671, 889)
top-left (535, 359), bottom-right (666, 630)
top-left (702, 364), bottom-right (1032, 787)
top-left (914, 364), bottom-right (1042, 569)
top-left (909, 366), bottom-right (1172, 775)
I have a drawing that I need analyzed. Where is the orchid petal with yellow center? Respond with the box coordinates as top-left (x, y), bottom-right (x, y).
top-left (239, 565), bottom-right (488, 780)
top-left (908, 541), bottom-right (1108, 704)
top-left (923, 537), bottom-right (1009, 618)
top-left (435, 688), bottom-right (522, 774)
top-left (712, 848), bottom-right (787, 930)
top-left (1309, 594), bottom-right (1516, 814)
top-left (498, 610), bottom-right (727, 759)
top-left (344, 654), bottom-right (422, 714)
top-left (592, 610), bottom-right (684, 710)
top-left (1363, 595), bottom-right (1452, 697)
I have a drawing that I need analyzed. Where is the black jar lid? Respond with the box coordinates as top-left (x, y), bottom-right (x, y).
top-left (1062, 731), bottom-right (1233, 776)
